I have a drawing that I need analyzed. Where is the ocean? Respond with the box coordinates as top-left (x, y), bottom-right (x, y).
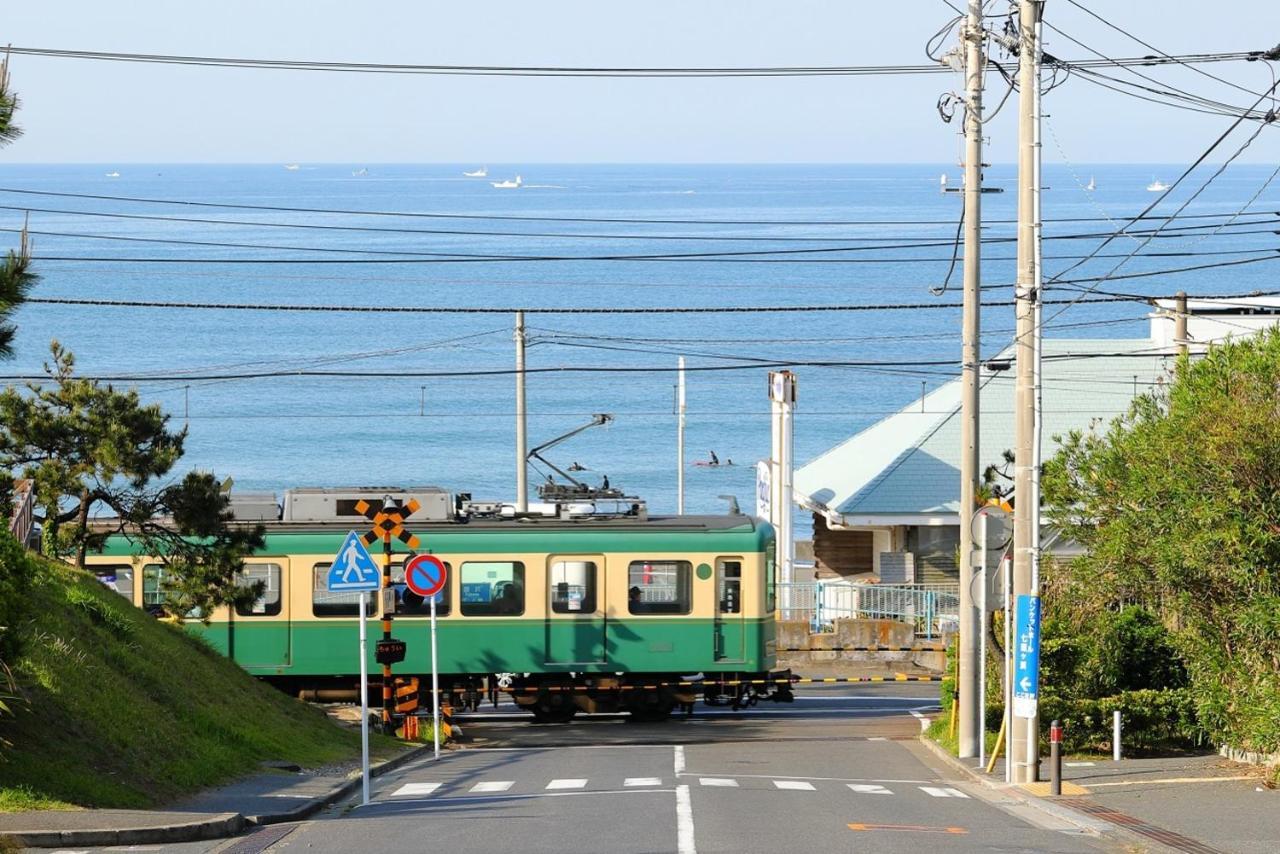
top-left (1, 162), bottom-right (1276, 522)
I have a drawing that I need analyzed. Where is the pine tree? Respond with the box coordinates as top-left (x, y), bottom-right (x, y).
top-left (0, 53), bottom-right (33, 359)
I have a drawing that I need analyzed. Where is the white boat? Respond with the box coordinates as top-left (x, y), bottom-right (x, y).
top-left (939, 173), bottom-right (948, 192)
top-left (463, 167), bottom-right (488, 178)
top-left (104, 170), bottom-right (120, 178)
top-left (352, 167), bottom-right (369, 177)
top-left (1147, 177), bottom-right (1170, 192)
top-left (1086, 176), bottom-right (1096, 191)
top-left (284, 164), bottom-right (300, 171)
top-left (491, 175), bottom-right (523, 189)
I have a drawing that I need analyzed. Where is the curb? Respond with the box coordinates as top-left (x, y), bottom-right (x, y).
top-left (2, 743), bottom-right (434, 849)
top-left (916, 735), bottom-right (1114, 837)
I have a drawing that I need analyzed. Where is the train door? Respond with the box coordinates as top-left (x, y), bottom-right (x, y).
top-left (545, 556), bottom-right (607, 665)
top-left (229, 560), bottom-right (292, 667)
top-left (714, 557), bottom-right (745, 662)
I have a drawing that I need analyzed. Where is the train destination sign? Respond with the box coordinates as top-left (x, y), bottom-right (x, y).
top-left (404, 553), bottom-right (448, 599)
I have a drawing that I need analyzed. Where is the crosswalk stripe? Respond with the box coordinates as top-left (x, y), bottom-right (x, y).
top-left (919, 786), bottom-right (969, 798)
top-left (848, 783), bottom-right (894, 795)
top-left (867, 737), bottom-right (889, 741)
top-left (624, 777), bottom-right (663, 787)
top-left (470, 781), bottom-right (515, 793)
top-left (546, 779), bottom-right (588, 790)
top-left (773, 780), bottom-right (816, 791)
top-left (699, 778), bottom-right (739, 787)
top-left (391, 782), bottom-right (441, 797)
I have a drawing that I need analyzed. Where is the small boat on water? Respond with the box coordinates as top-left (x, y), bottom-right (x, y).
top-left (104, 170), bottom-right (120, 178)
top-left (1147, 177), bottom-right (1170, 192)
top-left (463, 167), bottom-right (488, 177)
top-left (939, 173), bottom-right (948, 193)
top-left (284, 164), bottom-right (300, 171)
top-left (352, 167), bottom-right (369, 176)
top-left (491, 175), bottom-right (523, 189)
top-left (1086, 176), bottom-right (1096, 191)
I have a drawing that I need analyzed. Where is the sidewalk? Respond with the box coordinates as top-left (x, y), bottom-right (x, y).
top-left (924, 738), bottom-right (1279, 854)
top-left (0, 744), bottom-right (431, 849)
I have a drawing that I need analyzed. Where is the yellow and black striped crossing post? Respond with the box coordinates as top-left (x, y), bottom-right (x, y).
top-left (355, 496), bottom-right (420, 733)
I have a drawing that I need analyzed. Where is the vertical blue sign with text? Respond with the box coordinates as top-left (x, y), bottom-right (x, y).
top-left (1013, 594), bottom-right (1041, 719)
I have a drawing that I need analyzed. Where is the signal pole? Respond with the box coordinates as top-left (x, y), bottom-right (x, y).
top-left (677, 356), bottom-right (687, 514)
top-left (515, 311), bottom-right (528, 513)
top-left (1011, 0), bottom-right (1044, 783)
top-left (957, 0), bottom-right (986, 761)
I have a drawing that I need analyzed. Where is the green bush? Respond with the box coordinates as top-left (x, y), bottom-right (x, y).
top-left (1042, 688), bottom-right (1203, 753)
top-left (0, 529), bottom-right (33, 663)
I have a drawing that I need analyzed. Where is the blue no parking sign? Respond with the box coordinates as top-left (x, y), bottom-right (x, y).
top-left (404, 553), bottom-right (447, 599)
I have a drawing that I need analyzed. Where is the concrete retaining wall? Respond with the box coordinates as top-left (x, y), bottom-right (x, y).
top-left (776, 619), bottom-right (948, 673)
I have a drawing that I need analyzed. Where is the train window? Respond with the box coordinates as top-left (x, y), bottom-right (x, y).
top-left (628, 561), bottom-right (692, 615)
top-left (93, 565), bottom-right (134, 603)
top-left (142, 564), bottom-right (171, 611)
top-left (717, 559), bottom-right (743, 614)
top-left (550, 560), bottom-right (597, 614)
top-left (391, 561), bottom-right (452, 617)
top-left (765, 549), bottom-right (776, 613)
top-left (235, 563), bottom-right (283, 617)
top-left (311, 563), bottom-right (378, 617)
top-left (460, 562), bottom-right (525, 616)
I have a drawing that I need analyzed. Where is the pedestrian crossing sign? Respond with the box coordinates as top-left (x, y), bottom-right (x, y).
top-left (327, 530), bottom-right (381, 591)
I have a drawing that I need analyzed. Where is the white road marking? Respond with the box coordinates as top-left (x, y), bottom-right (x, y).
top-left (381, 788), bottom-right (672, 807)
top-left (1065, 761), bottom-right (1096, 767)
top-left (693, 772), bottom-right (930, 784)
top-left (867, 737), bottom-right (889, 741)
top-left (847, 783), bottom-right (894, 795)
top-left (675, 784), bottom-right (696, 854)
top-left (546, 778), bottom-right (588, 790)
top-left (699, 777), bottom-right (739, 787)
top-left (470, 781), bottom-right (515, 793)
top-left (626, 777), bottom-right (663, 787)
top-left (773, 780), bottom-right (817, 791)
top-left (919, 786), bottom-right (969, 798)
top-left (673, 744), bottom-right (686, 775)
top-left (909, 710), bottom-right (930, 731)
top-left (391, 782), bottom-right (442, 797)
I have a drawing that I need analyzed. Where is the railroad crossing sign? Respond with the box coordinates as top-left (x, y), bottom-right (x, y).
top-left (404, 553), bottom-right (448, 599)
top-left (326, 531), bottom-right (381, 591)
top-left (356, 498), bottom-right (420, 549)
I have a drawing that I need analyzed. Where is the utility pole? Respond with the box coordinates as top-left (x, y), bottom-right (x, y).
top-left (514, 311), bottom-right (528, 513)
top-left (1011, 0), bottom-right (1043, 784)
top-left (1175, 290), bottom-right (1189, 356)
top-left (957, 0), bottom-right (986, 761)
top-left (676, 356), bottom-right (687, 514)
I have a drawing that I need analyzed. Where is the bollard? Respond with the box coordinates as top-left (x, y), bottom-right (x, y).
top-left (1049, 719), bottom-right (1063, 796)
top-left (1113, 710), bottom-right (1122, 761)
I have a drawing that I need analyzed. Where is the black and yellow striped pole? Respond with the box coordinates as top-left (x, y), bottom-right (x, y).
top-left (381, 517), bottom-right (394, 731)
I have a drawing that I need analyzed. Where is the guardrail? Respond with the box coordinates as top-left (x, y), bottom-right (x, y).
top-left (777, 581), bottom-right (959, 639)
top-left (8, 478), bottom-right (34, 546)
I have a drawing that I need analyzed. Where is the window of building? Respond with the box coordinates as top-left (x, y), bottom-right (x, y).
top-left (717, 558), bottom-right (743, 614)
top-left (391, 560), bottom-right (452, 616)
top-left (460, 562), bottom-right (525, 616)
top-left (550, 560), bottom-right (597, 614)
top-left (312, 563), bottom-right (378, 617)
top-left (235, 563), bottom-right (283, 617)
top-left (627, 561), bottom-right (691, 615)
top-left (93, 565), bottom-right (134, 603)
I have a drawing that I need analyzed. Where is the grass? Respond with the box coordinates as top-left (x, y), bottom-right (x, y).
top-left (925, 707), bottom-right (1003, 759)
top-left (0, 555), bottom-right (394, 811)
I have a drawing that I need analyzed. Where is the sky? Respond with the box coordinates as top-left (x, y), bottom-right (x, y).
top-left (1, 0), bottom-right (1277, 163)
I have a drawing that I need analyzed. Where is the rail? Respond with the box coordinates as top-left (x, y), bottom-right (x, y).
top-left (777, 581), bottom-right (959, 638)
top-left (8, 478), bottom-right (34, 546)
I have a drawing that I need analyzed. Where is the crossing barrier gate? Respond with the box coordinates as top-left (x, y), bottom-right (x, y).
top-left (395, 677), bottom-right (420, 714)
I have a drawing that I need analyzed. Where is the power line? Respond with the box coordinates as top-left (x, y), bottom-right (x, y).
top-left (2, 44), bottom-right (1261, 78)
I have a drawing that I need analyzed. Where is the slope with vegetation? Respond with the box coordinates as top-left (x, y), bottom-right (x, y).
top-left (0, 537), bottom-right (364, 811)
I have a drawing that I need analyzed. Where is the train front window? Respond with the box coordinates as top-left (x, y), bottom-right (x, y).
top-left (235, 563), bottom-right (282, 617)
top-left (311, 563), bottom-right (377, 617)
top-left (550, 560), bottom-right (597, 614)
top-left (460, 562), bottom-right (525, 616)
top-left (628, 561), bottom-right (692, 615)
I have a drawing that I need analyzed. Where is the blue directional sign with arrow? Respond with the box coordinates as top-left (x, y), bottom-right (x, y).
top-left (1013, 594), bottom-right (1041, 719)
top-left (327, 531), bottom-right (381, 592)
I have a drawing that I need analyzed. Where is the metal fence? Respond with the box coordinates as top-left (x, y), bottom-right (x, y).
top-left (777, 581), bottom-right (960, 638)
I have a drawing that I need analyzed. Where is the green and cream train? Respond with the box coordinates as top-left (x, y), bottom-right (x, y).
top-left (84, 487), bottom-right (792, 721)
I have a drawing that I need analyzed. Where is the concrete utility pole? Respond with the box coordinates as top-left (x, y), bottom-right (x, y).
top-left (1175, 290), bottom-right (1189, 356)
top-left (957, 0), bottom-right (986, 761)
top-left (677, 356), bottom-right (687, 514)
top-left (515, 311), bottom-right (528, 513)
top-left (1011, 0), bottom-right (1044, 784)
top-left (769, 371), bottom-right (796, 612)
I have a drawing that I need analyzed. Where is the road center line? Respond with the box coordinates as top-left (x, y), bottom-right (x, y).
top-left (675, 784), bottom-right (696, 854)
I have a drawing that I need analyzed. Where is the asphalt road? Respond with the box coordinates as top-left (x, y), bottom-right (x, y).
top-left (61, 685), bottom-right (1120, 854)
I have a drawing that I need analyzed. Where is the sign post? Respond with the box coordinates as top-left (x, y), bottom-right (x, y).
top-left (1013, 594), bottom-right (1042, 779)
top-left (326, 531), bottom-right (381, 806)
top-left (404, 553), bottom-right (448, 760)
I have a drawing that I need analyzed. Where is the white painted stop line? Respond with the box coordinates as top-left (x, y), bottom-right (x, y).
top-left (773, 780), bottom-right (817, 791)
top-left (625, 777), bottom-right (663, 787)
top-left (546, 779), bottom-right (588, 790)
top-left (391, 782), bottom-right (441, 797)
top-left (847, 783), bottom-right (893, 795)
top-left (699, 778), bottom-right (739, 787)
top-left (470, 781), bottom-right (515, 793)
